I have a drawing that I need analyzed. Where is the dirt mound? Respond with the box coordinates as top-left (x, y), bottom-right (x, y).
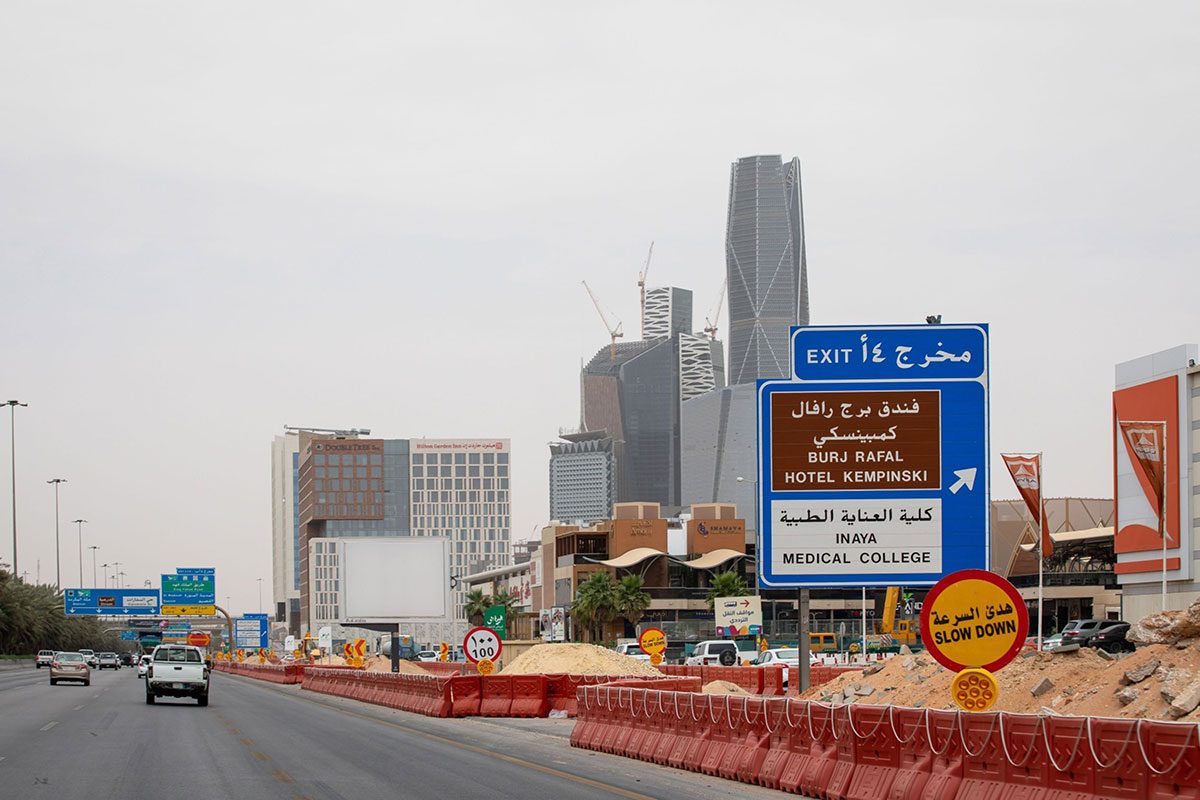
top-left (362, 656), bottom-right (431, 675)
top-left (703, 680), bottom-right (750, 695)
top-left (1128, 598), bottom-right (1200, 645)
top-left (798, 643), bottom-right (1200, 720)
top-left (500, 643), bottom-right (663, 676)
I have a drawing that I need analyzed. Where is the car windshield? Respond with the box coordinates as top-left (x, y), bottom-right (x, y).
top-left (58, 653), bottom-right (84, 662)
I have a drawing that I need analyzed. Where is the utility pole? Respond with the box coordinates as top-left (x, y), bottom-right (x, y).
top-left (73, 519), bottom-right (87, 586)
top-left (5, 400), bottom-right (28, 577)
top-left (257, 577), bottom-right (264, 614)
top-left (90, 547), bottom-right (99, 587)
top-left (47, 478), bottom-right (67, 587)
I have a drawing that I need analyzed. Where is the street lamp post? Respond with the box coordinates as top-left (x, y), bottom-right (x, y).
top-left (73, 519), bottom-right (87, 586)
top-left (5, 400), bottom-right (28, 577)
top-left (101, 563), bottom-right (109, 588)
top-left (89, 546), bottom-right (99, 587)
top-left (47, 478), bottom-right (67, 587)
top-left (257, 578), bottom-right (264, 614)
top-left (111, 562), bottom-right (121, 589)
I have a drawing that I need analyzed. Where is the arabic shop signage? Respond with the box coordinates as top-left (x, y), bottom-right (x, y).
top-left (715, 595), bottom-right (762, 637)
top-left (757, 324), bottom-right (989, 588)
top-left (920, 569), bottom-right (1028, 673)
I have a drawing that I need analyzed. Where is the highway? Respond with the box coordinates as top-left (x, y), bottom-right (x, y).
top-left (0, 665), bottom-right (786, 800)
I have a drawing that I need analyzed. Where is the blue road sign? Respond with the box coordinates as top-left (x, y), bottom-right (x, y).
top-left (758, 324), bottom-right (989, 588)
top-left (175, 567), bottom-right (215, 576)
top-left (63, 588), bottom-right (161, 616)
top-left (120, 630), bottom-right (139, 641)
top-left (161, 572), bottom-right (215, 605)
top-left (234, 616), bottom-right (269, 649)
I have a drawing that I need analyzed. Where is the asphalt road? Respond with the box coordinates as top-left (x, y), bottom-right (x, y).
top-left (0, 666), bottom-right (788, 800)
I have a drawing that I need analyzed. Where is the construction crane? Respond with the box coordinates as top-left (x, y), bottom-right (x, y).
top-left (582, 280), bottom-right (624, 361)
top-left (703, 278), bottom-right (727, 340)
top-left (637, 241), bottom-right (654, 336)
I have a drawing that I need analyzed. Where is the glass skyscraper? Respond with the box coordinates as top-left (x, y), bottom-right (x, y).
top-left (725, 155), bottom-right (809, 385)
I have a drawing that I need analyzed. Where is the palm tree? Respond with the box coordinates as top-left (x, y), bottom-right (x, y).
top-left (705, 570), bottom-right (750, 610)
top-left (614, 575), bottom-right (651, 634)
top-left (462, 589), bottom-right (492, 626)
top-left (571, 572), bottom-right (618, 643)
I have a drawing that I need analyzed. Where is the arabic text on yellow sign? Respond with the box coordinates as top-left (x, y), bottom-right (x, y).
top-left (161, 604), bottom-right (216, 616)
top-left (925, 579), bottom-right (1021, 669)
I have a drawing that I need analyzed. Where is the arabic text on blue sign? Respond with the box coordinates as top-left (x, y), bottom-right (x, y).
top-left (759, 323), bottom-right (989, 589)
top-left (792, 325), bottom-right (986, 382)
top-left (63, 588), bottom-right (161, 616)
top-left (175, 567), bottom-right (216, 576)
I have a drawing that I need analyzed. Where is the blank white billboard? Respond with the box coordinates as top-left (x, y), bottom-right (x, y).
top-left (338, 537), bottom-right (450, 624)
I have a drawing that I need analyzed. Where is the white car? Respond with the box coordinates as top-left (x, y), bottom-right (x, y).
top-left (614, 642), bottom-right (652, 662)
top-left (36, 650), bottom-right (55, 668)
top-left (415, 650), bottom-right (438, 662)
top-left (78, 649), bottom-right (99, 669)
top-left (685, 641), bottom-right (741, 666)
top-left (136, 655), bottom-right (152, 678)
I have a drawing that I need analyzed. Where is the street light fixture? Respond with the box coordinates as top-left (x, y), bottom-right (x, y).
top-left (72, 519), bottom-right (87, 587)
top-left (111, 561), bottom-right (121, 589)
top-left (5, 400), bottom-right (28, 577)
top-left (47, 478), bottom-right (67, 587)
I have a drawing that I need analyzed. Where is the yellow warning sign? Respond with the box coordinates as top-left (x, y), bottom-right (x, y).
top-left (476, 657), bottom-right (496, 675)
top-left (649, 652), bottom-right (664, 666)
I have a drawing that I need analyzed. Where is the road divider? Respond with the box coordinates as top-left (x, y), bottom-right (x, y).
top-left (571, 684), bottom-right (1200, 797)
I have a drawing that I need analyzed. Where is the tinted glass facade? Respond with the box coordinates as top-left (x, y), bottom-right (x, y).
top-left (726, 155), bottom-right (808, 385)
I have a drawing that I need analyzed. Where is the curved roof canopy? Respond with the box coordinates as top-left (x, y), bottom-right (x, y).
top-left (674, 549), bottom-right (751, 570)
top-left (591, 547), bottom-right (668, 569)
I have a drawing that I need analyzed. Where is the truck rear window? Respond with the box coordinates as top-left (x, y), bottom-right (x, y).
top-left (155, 648), bottom-right (201, 663)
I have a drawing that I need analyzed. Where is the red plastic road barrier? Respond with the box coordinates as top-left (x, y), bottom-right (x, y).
top-left (570, 692), bottom-right (1200, 798)
top-left (509, 674), bottom-right (549, 718)
top-left (418, 661), bottom-right (466, 678)
top-left (449, 675), bottom-right (482, 717)
top-left (479, 675), bottom-right (514, 716)
top-left (761, 665), bottom-right (786, 696)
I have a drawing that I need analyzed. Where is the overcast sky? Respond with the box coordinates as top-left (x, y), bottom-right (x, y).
top-left (2, 2), bottom-right (1197, 614)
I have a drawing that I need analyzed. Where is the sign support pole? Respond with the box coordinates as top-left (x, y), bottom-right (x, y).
top-left (861, 586), bottom-right (867, 662)
top-left (1161, 450), bottom-right (1168, 611)
top-left (1037, 453), bottom-right (1044, 651)
top-left (798, 589), bottom-right (810, 692)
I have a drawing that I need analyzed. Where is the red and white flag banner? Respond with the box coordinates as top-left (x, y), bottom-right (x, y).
top-left (1001, 453), bottom-right (1052, 558)
top-left (1118, 420), bottom-right (1167, 520)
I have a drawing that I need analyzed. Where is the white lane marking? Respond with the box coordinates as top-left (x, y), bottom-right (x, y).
top-left (92, 694), bottom-right (99, 698)
top-left (73, 705), bottom-right (84, 711)
top-left (39, 722), bottom-right (57, 731)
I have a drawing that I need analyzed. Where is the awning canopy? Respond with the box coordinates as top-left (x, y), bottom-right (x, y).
top-left (674, 549), bottom-right (750, 570)
top-left (1051, 526), bottom-right (1113, 543)
top-left (591, 547), bottom-right (669, 569)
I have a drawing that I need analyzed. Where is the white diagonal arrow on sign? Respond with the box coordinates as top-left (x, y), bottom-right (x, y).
top-left (949, 467), bottom-right (977, 494)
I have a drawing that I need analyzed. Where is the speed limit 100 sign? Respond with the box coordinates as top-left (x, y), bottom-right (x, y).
top-left (463, 626), bottom-right (503, 664)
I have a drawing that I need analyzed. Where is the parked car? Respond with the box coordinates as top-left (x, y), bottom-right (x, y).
top-left (1040, 633), bottom-right (1065, 651)
top-left (136, 654), bottom-right (152, 678)
top-left (145, 644), bottom-right (210, 706)
top-left (415, 650), bottom-right (438, 662)
top-left (1061, 619), bottom-right (1111, 647)
top-left (49, 652), bottom-right (91, 686)
top-left (35, 650), bottom-right (55, 668)
top-left (614, 642), bottom-right (651, 662)
top-left (97, 652), bottom-right (121, 670)
top-left (78, 649), bottom-right (99, 668)
top-left (685, 640), bottom-right (741, 666)
top-left (1089, 622), bottom-right (1133, 653)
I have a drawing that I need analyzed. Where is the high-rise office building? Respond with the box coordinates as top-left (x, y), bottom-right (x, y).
top-left (289, 431), bottom-right (511, 645)
top-left (270, 432), bottom-right (301, 632)
top-left (726, 155), bottom-right (809, 385)
top-left (681, 154), bottom-right (810, 541)
top-left (549, 432), bottom-right (617, 524)
top-left (643, 286), bottom-right (693, 340)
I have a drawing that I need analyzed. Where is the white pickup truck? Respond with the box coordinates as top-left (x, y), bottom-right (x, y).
top-left (145, 644), bottom-right (210, 706)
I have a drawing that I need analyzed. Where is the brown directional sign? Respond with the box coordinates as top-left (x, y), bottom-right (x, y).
top-left (771, 390), bottom-right (941, 491)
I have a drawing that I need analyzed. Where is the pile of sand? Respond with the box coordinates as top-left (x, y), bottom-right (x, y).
top-left (798, 643), bottom-right (1200, 721)
top-left (362, 656), bottom-right (431, 675)
top-left (703, 680), bottom-right (750, 695)
top-left (500, 643), bottom-right (664, 677)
